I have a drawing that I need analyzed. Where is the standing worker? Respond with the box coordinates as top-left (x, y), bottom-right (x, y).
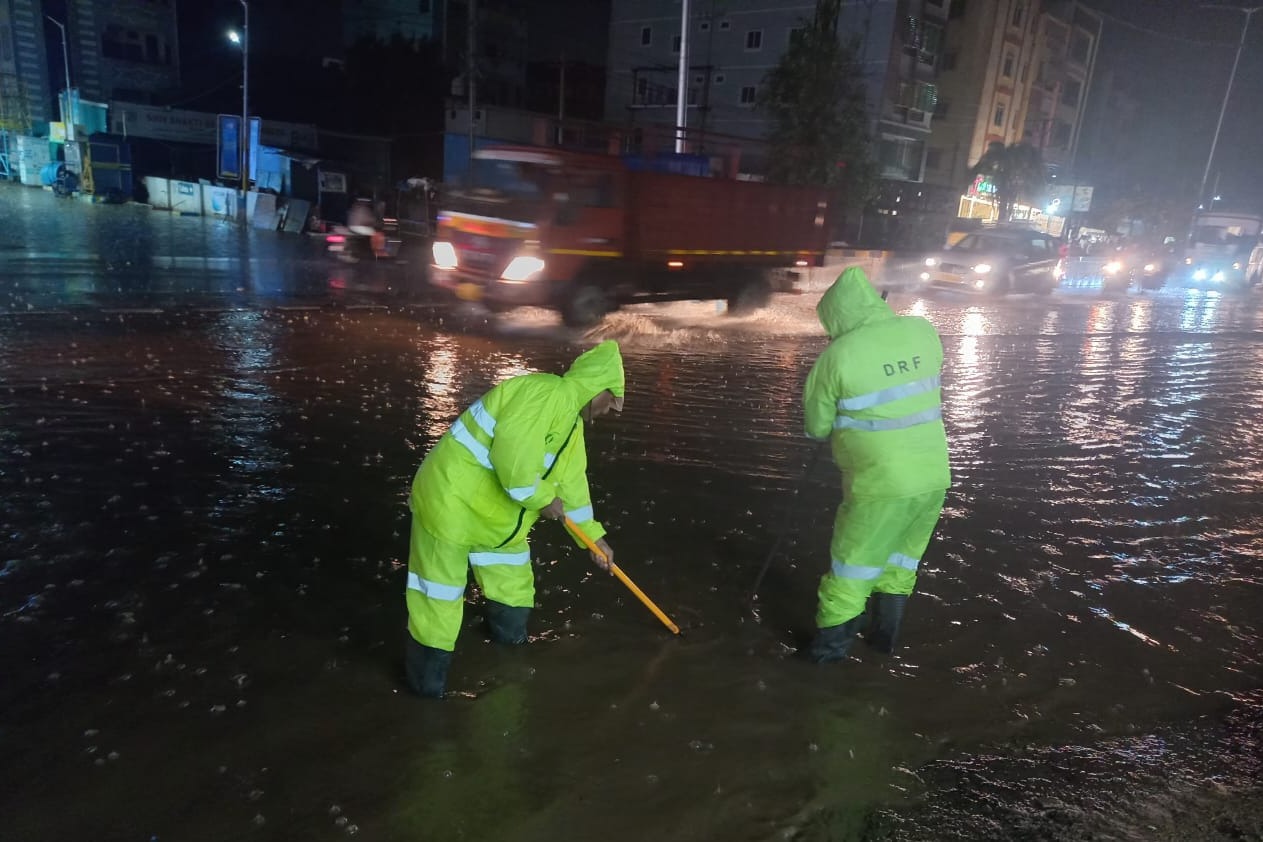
top-left (405, 341), bottom-right (626, 698)
top-left (802, 268), bottom-right (950, 662)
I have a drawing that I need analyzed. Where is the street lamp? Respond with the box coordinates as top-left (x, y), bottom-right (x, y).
top-left (44, 15), bottom-right (73, 142)
top-left (1196, 5), bottom-right (1263, 209)
top-left (227, 0), bottom-right (249, 222)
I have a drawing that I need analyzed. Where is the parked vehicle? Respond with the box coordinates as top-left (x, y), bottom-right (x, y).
top-left (428, 146), bottom-right (832, 326)
top-left (918, 226), bottom-right (1062, 295)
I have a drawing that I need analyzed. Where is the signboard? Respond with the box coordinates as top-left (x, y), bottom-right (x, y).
top-left (111, 102), bottom-right (318, 151)
top-left (318, 170), bottom-right (347, 193)
top-left (1047, 185), bottom-right (1074, 213)
top-left (248, 116), bottom-right (261, 182)
top-left (49, 122), bottom-right (67, 143)
top-left (1072, 185), bottom-right (1094, 213)
top-left (217, 114), bottom-right (242, 180)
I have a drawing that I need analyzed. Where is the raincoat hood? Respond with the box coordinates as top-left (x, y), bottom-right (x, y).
top-left (817, 267), bottom-right (893, 339)
top-left (563, 340), bottom-right (625, 409)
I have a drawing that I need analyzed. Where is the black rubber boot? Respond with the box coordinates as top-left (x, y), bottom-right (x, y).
top-left (808, 616), bottom-right (866, 664)
top-left (405, 635), bottom-right (452, 699)
top-left (485, 600), bottom-right (530, 645)
top-left (866, 593), bottom-right (909, 654)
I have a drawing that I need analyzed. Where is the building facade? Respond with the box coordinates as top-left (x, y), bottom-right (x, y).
top-left (0, 0), bottom-right (52, 131)
top-left (344, 0), bottom-right (437, 46)
top-left (604, 0), bottom-right (951, 180)
top-left (1021, 0), bottom-right (1101, 178)
top-left (68, 0), bottom-right (180, 104)
top-left (923, 0), bottom-right (1042, 199)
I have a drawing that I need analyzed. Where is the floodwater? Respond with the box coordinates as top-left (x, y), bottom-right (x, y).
top-left (2, 190), bottom-right (1262, 841)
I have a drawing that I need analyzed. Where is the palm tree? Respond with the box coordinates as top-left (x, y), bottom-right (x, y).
top-left (969, 142), bottom-right (1046, 222)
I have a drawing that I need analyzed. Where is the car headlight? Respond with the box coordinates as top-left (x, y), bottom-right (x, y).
top-left (501, 256), bottom-right (546, 281)
top-left (1192, 268), bottom-right (1209, 281)
top-left (924, 257), bottom-right (938, 267)
top-left (973, 279), bottom-right (987, 289)
top-left (1143, 263), bottom-right (1157, 273)
top-left (1184, 257), bottom-right (1193, 265)
top-left (1212, 270), bottom-right (1226, 282)
top-left (432, 241), bottom-right (458, 269)
top-left (1103, 260), bottom-right (1124, 275)
top-left (972, 263), bottom-right (992, 274)
top-left (919, 272), bottom-right (931, 281)
top-left (1232, 262), bottom-right (1241, 270)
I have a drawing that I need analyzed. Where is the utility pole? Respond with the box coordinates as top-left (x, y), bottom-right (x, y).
top-left (44, 16), bottom-right (73, 142)
top-left (674, 0), bottom-right (690, 153)
top-left (467, 0), bottom-right (476, 175)
top-left (557, 52), bottom-right (565, 146)
top-left (234, 0), bottom-right (250, 223)
top-left (1197, 4), bottom-right (1263, 209)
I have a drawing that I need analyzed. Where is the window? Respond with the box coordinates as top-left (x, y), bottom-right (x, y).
top-left (898, 81), bottom-right (938, 114)
top-left (745, 29), bottom-right (763, 50)
top-left (640, 26), bottom-right (651, 46)
top-left (636, 77), bottom-right (648, 98)
top-left (714, 73), bottom-right (726, 85)
top-left (672, 34), bottom-right (681, 53)
top-left (788, 26), bottom-right (804, 46)
top-left (719, 20), bottom-right (731, 31)
top-left (921, 21), bottom-right (943, 63)
top-left (700, 21), bottom-right (710, 32)
top-left (879, 135), bottom-right (926, 181)
top-left (1052, 120), bottom-right (1072, 147)
top-left (1011, 1), bottom-right (1026, 28)
top-left (740, 85), bottom-right (757, 105)
top-left (694, 74), bottom-right (705, 85)
top-left (993, 102), bottom-right (1006, 128)
top-left (933, 98), bottom-right (949, 118)
top-left (1061, 79), bottom-right (1081, 109)
top-left (1069, 30), bottom-right (1091, 65)
top-left (102, 25), bottom-right (168, 65)
top-left (1002, 51), bottom-right (1015, 78)
top-left (0, 25), bottom-right (11, 62)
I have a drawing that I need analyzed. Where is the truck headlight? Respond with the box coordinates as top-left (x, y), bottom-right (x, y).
top-left (972, 263), bottom-right (992, 274)
top-left (501, 256), bottom-right (546, 281)
top-left (432, 241), bottom-right (459, 269)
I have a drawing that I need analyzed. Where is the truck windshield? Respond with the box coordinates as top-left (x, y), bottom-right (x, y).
top-left (456, 159), bottom-right (551, 202)
top-left (1192, 223), bottom-right (1259, 246)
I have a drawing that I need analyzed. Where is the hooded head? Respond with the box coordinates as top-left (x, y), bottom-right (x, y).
top-left (563, 340), bottom-right (625, 413)
top-left (816, 266), bottom-right (893, 339)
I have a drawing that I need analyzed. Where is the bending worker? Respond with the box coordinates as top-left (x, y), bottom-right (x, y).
top-left (802, 268), bottom-right (951, 662)
top-left (405, 340), bottom-right (626, 698)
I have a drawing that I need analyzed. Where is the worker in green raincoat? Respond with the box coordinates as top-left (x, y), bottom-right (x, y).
top-left (802, 268), bottom-right (950, 662)
top-left (405, 340), bottom-right (626, 698)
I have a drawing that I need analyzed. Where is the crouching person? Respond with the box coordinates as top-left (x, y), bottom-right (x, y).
top-left (404, 341), bottom-right (626, 698)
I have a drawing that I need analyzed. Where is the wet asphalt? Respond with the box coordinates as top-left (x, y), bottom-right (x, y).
top-left (1, 183), bottom-right (1261, 841)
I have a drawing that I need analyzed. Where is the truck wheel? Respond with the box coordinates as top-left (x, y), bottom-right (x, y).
top-left (562, 284), bottom-right (609, 328)
top-left (728, 278), bottom-right (772, 314)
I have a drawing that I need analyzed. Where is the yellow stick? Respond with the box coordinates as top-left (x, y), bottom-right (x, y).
top-left (564, 517), bottom-right (680, 635)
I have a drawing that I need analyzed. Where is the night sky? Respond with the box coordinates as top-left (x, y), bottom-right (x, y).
top-left (170, 0), bottom-right (1263, 207)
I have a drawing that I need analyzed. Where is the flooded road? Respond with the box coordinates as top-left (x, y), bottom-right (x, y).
top-left (2, 206), bottom-right (1262, 838)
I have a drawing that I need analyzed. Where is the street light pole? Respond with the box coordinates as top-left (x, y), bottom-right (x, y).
top-left (240, 0), bottom-right (249, 223)
top-left (1197, 4), bottom-right (1263, 208)
top-left (44, 16), bottom-right (74, 142)
top-left (674, 0), bottom-right (690, 153)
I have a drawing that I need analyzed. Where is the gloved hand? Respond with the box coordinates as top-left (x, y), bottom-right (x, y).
top-left (540, 498), bottom-right (565, 520)
top-left (590, 538), bottom-right (614, 573)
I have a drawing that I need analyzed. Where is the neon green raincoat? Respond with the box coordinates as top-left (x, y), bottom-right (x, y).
top-left (803, 268), bottom-right (950, 628)
top-left (407, 340), bottom-right (625, 651)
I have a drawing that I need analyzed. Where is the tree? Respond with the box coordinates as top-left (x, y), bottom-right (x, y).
top-left (968, 142), bottom-right (1046, 221)
top-left (762, 0), bottom-right (873, 199)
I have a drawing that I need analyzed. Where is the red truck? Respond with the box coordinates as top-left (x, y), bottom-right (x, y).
top-left (429, 146), bottom-right (832, 326)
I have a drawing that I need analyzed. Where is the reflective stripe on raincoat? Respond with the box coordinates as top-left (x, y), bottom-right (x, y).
top-left (803, 267), bottom-right (950, 498)
top-left (411, 340), bottom-right (626, 549)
